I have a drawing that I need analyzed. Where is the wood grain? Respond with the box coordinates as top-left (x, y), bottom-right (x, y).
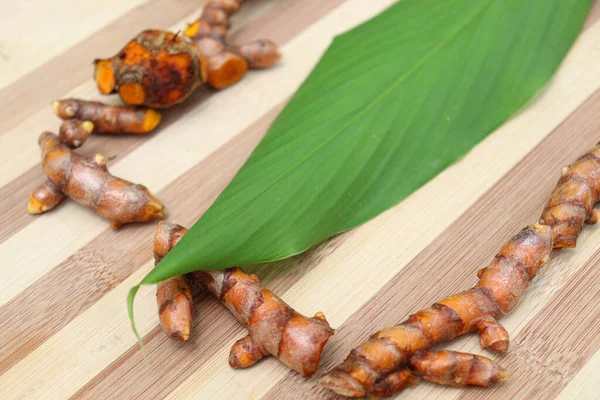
top-left (0, 1), bottom-right (599, 399)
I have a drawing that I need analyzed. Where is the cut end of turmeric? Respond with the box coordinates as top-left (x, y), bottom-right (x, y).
top-left (27, 196), bottom-right (47, 214)
top-left (207, 52), bottom-right (249, 89)
top-left (94, 59), bottom-right (117, 94)
top-left (144, 199), bottom-right (166, 221)
top-left (183, 21), bottom-right (200, 38)
top-left (28, 181), bottom-right (65, 215)
top-left (142, 109), bottom-right (162, 133)
top-left (119, 82), bottom-right (146, 105)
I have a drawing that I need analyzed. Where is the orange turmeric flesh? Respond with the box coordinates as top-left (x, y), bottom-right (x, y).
top-left (39, 132), bottom-right (165, 229)
top-left (94, 30), bottom-right (205, 108)
top-left (52, 99), bottom-right (161, 134)
top-left (154, 222), bottom-right (334, 376)
top-left (322, 144), bottom-right (600, 398)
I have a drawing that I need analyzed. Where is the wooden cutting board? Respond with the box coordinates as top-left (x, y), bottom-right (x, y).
top-left (1, 0), bottom-right (600, 399)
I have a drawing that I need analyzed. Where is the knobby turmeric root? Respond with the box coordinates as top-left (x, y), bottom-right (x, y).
top-left (322, 143), bottom-right (600, 398)
top-left (368, 350), bottom-right (506, 398)
top-left (93, 30), bottom-right (206, 108)
top-left (184, 0), bottom-right (280, 89)
top-left (154, 224), bottom-right (194, 341)
top-left (408, 350), bottom-right (507, 388)
top-left (94, 2), bottom-right (280, 106)
top-left (154, 222), bottom-right (333, 376)
top-left (38, 132), bottom-right (165, 229)
top-left (52, 99), bottom-right (161, 134)
top-left (58, 119), bottom-right (95, 149)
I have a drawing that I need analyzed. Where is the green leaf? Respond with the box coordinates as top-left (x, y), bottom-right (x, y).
top-left (130, 0), bottom-right (592, 322)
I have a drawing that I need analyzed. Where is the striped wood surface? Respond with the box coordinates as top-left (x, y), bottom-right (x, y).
top-left (2, 0), bottom-right (600, 399)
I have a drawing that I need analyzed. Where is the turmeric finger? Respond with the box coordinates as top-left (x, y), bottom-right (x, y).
top-left (409, 350), bottom-right (508, 387)
top-left (185, 0), bottom-right (279, 89)
top-left (476, 316), bottom-right (509, 354)
top-left (184, 0), bottom-right (245, 43)
top-left (154, 222), bottom-right (193, 341)
top-left (205, 52), bottom-right (249, 89)
top-left (235, 40), bottom-right (281, 69)
top-left (540, 145), bottom-right (600, 247)
top-left (27, 181), bottom-right (65, 214)
top-left (94, 30), bottom-right (206, 108)
top-left (323, 144), bottom-right (600, 398)
top-left (39, 132), bottom-right (165, 229)
top-left (320, 224), bottom-right (554, 398)
top-left (369, 369), bottom-right (417, 399)
top-left (229, 334), bottom-right (267, 368)
top-left (156, 276), bottom-right (193, 341)
top-left (58, 120), bottom-right (94, 148)
top-left (154, 222), bottom-right (333, 376)
top-left (52, 99), bottom-right (161, 134)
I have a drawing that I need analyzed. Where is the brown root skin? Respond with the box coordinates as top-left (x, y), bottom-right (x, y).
top-left (27, 181), bottom-right (65, 214)
top-left (323, 144), bottom-right (600, 398)
top-left (321, 224), bottom-right (554, 398)
top-left (156, 276), bottom-right (193, 341)
top-left (540, 146), bottom-right (600, 247)
top-left (235, 40), bottom-right (281, 69)
top-left (52, 99), bottom-right (161, 134)
top-left (154, 223), bottom-right (193, 341)
top-left (58, 120), bottom-right (94, 149)
top-left (154, 222), bottom-right (334, 376)
top-left (408, 350), bottom-right (508, 387)
top-left (95, 30), bottom-right (205, 108)
top-left (184, 0), bottom-right (280, 89)
top-left (39, 132), bottom-right (165, 228)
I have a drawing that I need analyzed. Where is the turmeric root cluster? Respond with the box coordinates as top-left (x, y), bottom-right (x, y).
top-left (154, 222), bottom-right (333, 376)
top-left (321, 144), bottom-right (600, 398)
top-left (29, 100), bottom-right (165, 228)
top-left (30, 1), bottom-right (279, 228)
top-left (95, 0), bottom-right (280, 107)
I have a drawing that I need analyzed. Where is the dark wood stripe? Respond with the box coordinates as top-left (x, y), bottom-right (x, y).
top-left (0, 0), bottom-right (201, 138)
top-left (262, 90), bottom-right (600, 399)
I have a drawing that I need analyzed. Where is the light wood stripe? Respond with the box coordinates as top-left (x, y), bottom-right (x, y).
top-left (265, 83), bottom-right (600, 400)
top-left (0, 0), bottom-right (147, 89)
top-left (557, 350), bottom-right (600, 399)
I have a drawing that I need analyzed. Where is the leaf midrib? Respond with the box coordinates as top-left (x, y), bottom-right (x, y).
top-left (172, 0), bottom-right (495, 253)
